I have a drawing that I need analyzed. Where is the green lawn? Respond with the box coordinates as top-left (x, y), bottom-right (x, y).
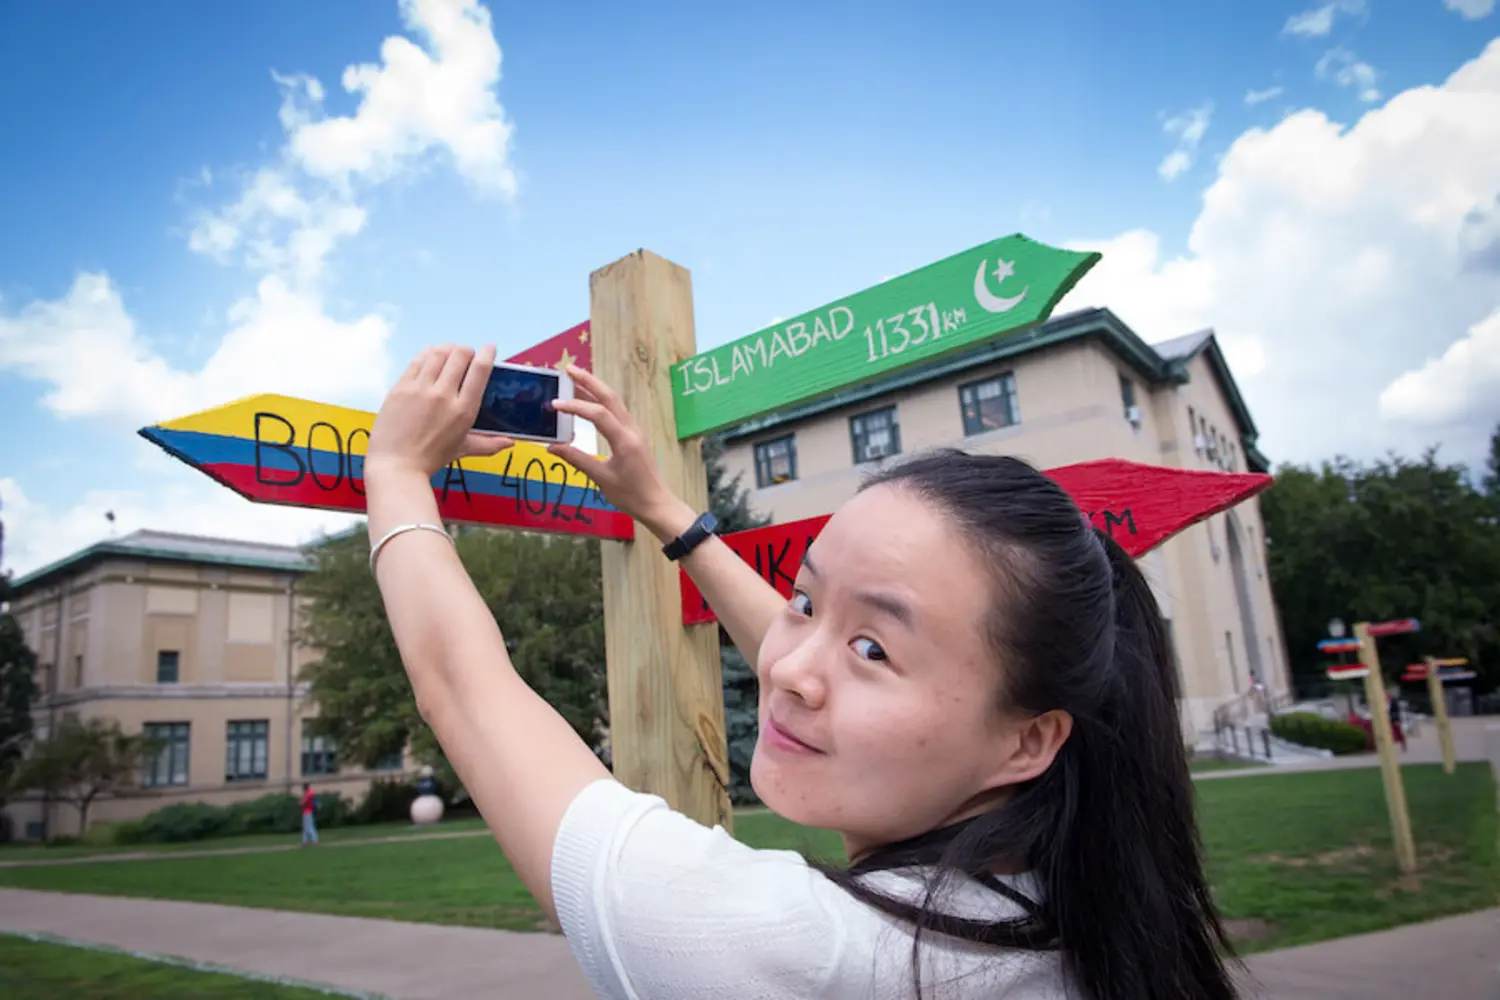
top-left (0, 933), bottom-right (351, 1000)
top-left (1198, 763), bottom-right (1498, 952)
top-left (0, 766), bottom-right (1493, 952)
top-left (0, 816), bottom-right (491, 864)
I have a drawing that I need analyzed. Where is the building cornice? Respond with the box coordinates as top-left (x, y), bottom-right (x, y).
top-left (40, 683), bottom-right (310, 709)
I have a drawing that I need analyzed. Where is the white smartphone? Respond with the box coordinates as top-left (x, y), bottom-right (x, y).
top-left (471, 361), bottom-right (575, 443)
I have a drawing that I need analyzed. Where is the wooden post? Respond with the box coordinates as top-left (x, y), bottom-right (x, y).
top-left (590, 249), bottom-right (732, 833)
top-left (1425, 656), bottom-right (1456, 776)
top-left (1356, 622), bottom-right (1417, 873)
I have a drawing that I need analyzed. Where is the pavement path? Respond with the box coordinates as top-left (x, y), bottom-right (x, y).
top-left (1197, 714), bottom-right (1497, 781)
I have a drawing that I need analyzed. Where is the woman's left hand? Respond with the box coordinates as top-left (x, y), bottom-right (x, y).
top-left (365, 344), bottom-right (514, 481)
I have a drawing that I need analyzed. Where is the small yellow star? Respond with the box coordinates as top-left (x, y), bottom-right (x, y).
top-left (554, 347), bottom-right (577, 371)
top-left (578, 327), bottom-right (590, 344)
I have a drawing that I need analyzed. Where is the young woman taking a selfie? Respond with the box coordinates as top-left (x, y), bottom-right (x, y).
top-left (362, 344), bottom-right (1240, 1000)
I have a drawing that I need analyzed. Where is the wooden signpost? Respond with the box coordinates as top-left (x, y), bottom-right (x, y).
top-left (1404, 657), bottom-right (1468, 775)
top-left (670, 234), bottom-right (1101, 438)
top-left (142, 233), bottom-right (1280, 837)
top-left (1353, 618), bottom-right (1420, 874)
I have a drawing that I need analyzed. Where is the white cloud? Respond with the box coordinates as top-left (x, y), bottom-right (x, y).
top-left (1378, 307), bottom-right (1500, 425)
top-left (1159, 103), bottom-right (1213, 181)
top-left (1316, 47), bottom-right (1381, 102)
top-left (1, 0), bottom-right (518, 575)
top-left (1245, 86), bottom-right (1285, 106)
top-left (0, 273), bottom-right (392, 428)
top-left (1283, 0), bottom-right (1366, 37)
top-left (1060, 37), bottom-right (1500, 471)
top-left (1444, 0), bottom-right (1495, 19)
top-left (0, 475), bottom-right (359, 581)
top-left (286, 0), bottom-right (516, 197)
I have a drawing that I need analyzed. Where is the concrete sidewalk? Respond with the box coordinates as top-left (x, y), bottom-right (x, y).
top-left (1198, 714), bottom-right (1498, 781)
top-left (3, 887), bottom-right (1496, 999)
top-left (1237, 908), bottom-right (1500, 1000)
top-left (0, 887), bottom-right (596, 1000)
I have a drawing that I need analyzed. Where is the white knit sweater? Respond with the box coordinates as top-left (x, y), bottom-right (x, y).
top-left (551, 778), bottom-right (1069, 999)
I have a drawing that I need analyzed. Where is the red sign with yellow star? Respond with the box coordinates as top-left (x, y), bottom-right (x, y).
top-left (504, 319), bottom-right (591, 372)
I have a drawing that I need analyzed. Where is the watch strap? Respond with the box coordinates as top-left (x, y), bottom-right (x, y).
top-left (662, 512), bottom-right (718, 561)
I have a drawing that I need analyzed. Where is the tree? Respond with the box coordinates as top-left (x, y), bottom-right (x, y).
top-left (17, 718), bottom-right (152, 836)
top-left (702, 435), bottom-right (768, 535)
top-left (702, 435), bottom-right (772, 803)
top-left (297, 526), bottom-right (608, 771)
top-left (0, 573), bottom-right (40, 832)
top-left (1262, 446), bottom-right (1500, 697)
top-left (1484, 422), bottom-right (1500, 517)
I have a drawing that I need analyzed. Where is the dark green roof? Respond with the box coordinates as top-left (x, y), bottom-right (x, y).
top-left (10, 529), bottom-right (313, 595)
top-left (717, 307), bottom-right (1269, 473)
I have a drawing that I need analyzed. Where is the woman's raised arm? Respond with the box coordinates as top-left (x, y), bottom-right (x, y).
top-left (549, 364), bottom-right (787, 668)
top-left (362, 344), bottom-right (613, 922)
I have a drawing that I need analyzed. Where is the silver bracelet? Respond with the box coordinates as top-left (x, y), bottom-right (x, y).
top-left (369, 522), bottom-right (455, 574)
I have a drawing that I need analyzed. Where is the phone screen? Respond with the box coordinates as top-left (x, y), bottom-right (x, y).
top-left (473, 366), bottom-right (561, 438)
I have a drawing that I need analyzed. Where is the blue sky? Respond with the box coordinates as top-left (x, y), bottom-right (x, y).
top-left (2, 0), bottom-right (1499, 574)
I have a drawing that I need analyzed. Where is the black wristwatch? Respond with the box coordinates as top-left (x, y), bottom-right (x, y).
top-left (662, 511), bottom-right (718, 561)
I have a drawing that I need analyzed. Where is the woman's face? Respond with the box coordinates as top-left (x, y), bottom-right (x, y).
top-left (751, 483), bottom-right (1051, 858)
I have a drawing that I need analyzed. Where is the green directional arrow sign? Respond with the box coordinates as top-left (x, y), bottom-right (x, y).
top-left (671, 234), bottom-right (1101, 439)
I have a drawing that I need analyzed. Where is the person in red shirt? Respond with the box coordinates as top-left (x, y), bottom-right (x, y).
top-left (301, 783), bottom-right (319, 846)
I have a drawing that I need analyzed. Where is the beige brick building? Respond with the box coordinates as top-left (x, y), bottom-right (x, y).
top-left (4, 531), bottom-right (405, 840)
top-left (714, 306), bottom-right (1290, 737)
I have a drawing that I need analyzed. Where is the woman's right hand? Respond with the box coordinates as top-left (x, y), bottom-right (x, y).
top-left (548, 364), bottom-right (697, 542)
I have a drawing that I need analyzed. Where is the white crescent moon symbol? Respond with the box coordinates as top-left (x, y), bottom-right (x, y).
top-left (973, 260), bottom-right (1028, 314)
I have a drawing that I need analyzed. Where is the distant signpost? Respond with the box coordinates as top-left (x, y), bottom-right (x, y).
top-left (670, 234), bottom-right (1100, 439)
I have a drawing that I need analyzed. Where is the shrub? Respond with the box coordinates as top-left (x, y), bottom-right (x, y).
top-left (113, 790), bottom-right (357, 845)
top-left (314, 791), bottom-right (354, 828)
top-left (117, 802), bottom-right (232, 844)
top-left (1270, 712), bottom-right (1369, 755)
top-left (354, 777), bottom-right (418, 825)
top-left (223, 794), bottom-right (302, 836)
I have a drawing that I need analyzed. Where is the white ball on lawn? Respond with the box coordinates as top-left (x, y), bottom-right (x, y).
top-left (410, 794), bottom-right (445, 826)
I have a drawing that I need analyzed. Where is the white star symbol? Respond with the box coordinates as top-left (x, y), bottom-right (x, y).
top-left (992, 259), bottom-right (1015, 285)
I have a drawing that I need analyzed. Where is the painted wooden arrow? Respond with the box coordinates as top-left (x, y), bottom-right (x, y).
top-left (1366, 618), bottom-right (1421, 637)
top-left (1318, 639), bottom-right (1362, 653)
top-left (1327, 664), bottom-right (1371, 681)
top-left (137, 329), bottom-right (629, 541)
top-left (681, 458), bottom-right (1273, 626)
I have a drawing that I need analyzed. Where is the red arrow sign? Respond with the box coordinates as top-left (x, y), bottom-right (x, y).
top-left (682, 459), bottom-right (1272, 625)
top-left (1367, 618), bottom-right (1421, 637)
top-left (504, 320), bottom-right (591, 372)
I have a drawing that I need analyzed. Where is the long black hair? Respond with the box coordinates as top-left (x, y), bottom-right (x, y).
top-left (814, 450), bottom-right (1238, 1000)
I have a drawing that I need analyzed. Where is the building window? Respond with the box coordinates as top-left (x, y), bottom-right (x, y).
top-left (371, 747), bottom-right (404, 771)
top-left (142, 722), bottom-right (190, 788)
top-left (1119, 373), bottom-right (1137, 419)
top-left (850, 406), bottom-right (901, 463)
top-left (156, 650), bottom-right (180, 684)
top-left (958, 374), bottom-right (1019, 436)
top-left (753, 435), bottom-right (797, 488)
top-left (301, 734), bottom-right (338, 776)
top-left (72, 655), bottom-right (84, 688)
top-left (225, 720), bottom-right (270, 782)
